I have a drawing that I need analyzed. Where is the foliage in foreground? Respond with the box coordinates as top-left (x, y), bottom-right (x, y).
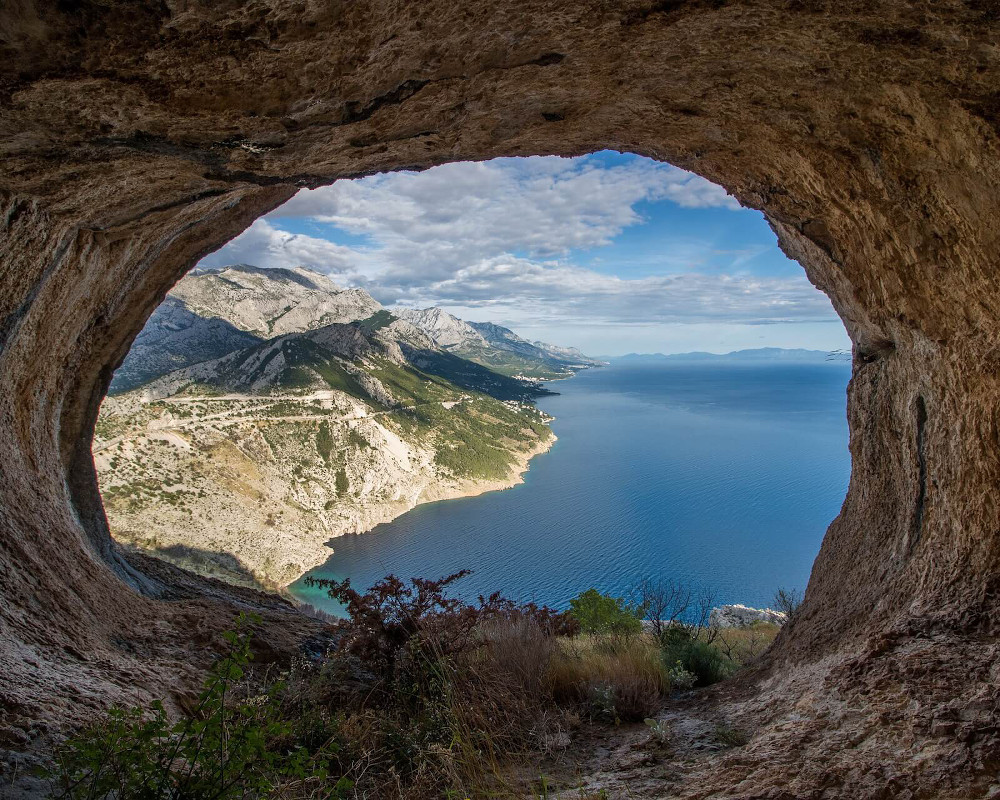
top-left (568, 588), bottom-right (643, 640)
top-left (43, 579), bottom-right (781, 799)
top-left (42, 613), bottom-right (348, 800)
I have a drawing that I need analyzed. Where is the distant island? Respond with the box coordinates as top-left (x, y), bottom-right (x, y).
top-left (610, 347), bottom-right (851, 363)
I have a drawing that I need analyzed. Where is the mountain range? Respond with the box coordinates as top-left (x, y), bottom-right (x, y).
top-left (113, 264), bottom-right (602, 393)
top-left (97, 265), bottom-right (600, 587)
top-left (613, 348), bottom-right (851, 363)
top-left (393, 308), bottom-right (606, 379)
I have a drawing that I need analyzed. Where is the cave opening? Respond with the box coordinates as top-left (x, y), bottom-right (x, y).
top-left (5, 3), bottom-right (1000, 793)
top-left (93, 153), bottom-right (852, 622)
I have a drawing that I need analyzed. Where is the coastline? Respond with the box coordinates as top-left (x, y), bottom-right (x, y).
top-left (102, 399), bottom-right (560, 594)
top-left (281, 430), bottom-right (556, 597)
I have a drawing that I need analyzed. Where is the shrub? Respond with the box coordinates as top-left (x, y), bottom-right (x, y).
top-left (568, 588), bottom-right (643, 640)
top-left (631, 576), bottom-right (692, 636)
top-left (41, 614), bottom-right (348, 800)
top-left (316, 421), bottom-right (335, 465)
top-left (659, 627), bottom-right (733, 687)
top-left (712, 623), bottom-right (781, 668)
top-left (665, 661), bottom-right (697, 690)
top-left (303, 571), bottom-right (575, 703)
top-left (335, 468), bottom-right (349, 495)
top-left (773, 587), bottom-right (803, 618)
top-left (714, 723), bottom-right (751, 748)
top-left (299, 572), bottom-right (578, 796)
top-left (46, 576), bottom-right (680, 800)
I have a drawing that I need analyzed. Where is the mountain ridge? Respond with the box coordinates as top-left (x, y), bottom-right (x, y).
top-left (613, 347), bottom-right (850, 363)
top-left (114, 265), bottom-right (603, 393)
top-left (395, 305), bottom-right (606, 379)
top-left (96, 264), bottom-right (597, 587)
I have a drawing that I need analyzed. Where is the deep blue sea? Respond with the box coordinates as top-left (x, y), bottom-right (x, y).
top-left (290, 360), bottom-right (852, 615)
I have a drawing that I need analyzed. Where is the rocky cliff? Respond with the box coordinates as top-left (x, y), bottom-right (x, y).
top-left (110, 297), bottom-right (265, 393)
top-left (173, 265), bottom-right (382, 338)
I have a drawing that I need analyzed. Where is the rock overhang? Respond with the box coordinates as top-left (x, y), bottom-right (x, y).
top-left (3, 1), bottom-right (1000, 795)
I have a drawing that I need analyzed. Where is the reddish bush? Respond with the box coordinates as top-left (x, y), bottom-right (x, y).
top-left (304, 571), bottom-right (577, 686)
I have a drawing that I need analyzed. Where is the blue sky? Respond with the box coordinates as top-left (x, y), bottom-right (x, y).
top-left (200, 152), bottom-right (849, 355)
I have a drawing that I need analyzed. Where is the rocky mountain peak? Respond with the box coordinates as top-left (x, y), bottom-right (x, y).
top-left (171, 264), bottom-right (381, 338)
top-left (394, 307), bottom-right (489, 349)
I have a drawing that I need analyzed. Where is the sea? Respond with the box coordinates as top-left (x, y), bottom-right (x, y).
top-left (290, 359), bottom-right (853, 615)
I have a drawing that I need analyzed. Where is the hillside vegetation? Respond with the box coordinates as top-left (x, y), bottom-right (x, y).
top-left (95, 266), bottom-right (597, 588)
top-left (97, 329), bottom-right (553, 587)
top-left (43, 581), bottom-right (780, 799)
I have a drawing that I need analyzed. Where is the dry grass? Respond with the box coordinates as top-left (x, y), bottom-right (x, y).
top-left (452, 618), bottom-right (559, 749)
top-left (547, 634), bottom-right (670, 722)
top-left (712, 623), bottom-right (781, 668)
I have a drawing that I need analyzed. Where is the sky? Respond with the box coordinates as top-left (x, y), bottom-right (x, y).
top-left (198, 151), bottom-right (850, 356)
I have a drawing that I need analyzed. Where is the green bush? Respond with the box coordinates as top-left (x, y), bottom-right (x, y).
top-left (658, 628), bottom-right (733, 687)
top-left (41, 614), bottom-right (349, 799)
top-left (568, 589), bottom-right (643, 639)
top-left (316, 421), bottom-right (335, 466)
top-left (335, 468), bottom-right (349, 495)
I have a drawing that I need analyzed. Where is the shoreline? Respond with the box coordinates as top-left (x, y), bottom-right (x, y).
top-left (281, 430), bottom-right (556, 599)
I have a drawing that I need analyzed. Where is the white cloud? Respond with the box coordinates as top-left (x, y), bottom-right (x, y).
top-left (384, 254), bottom-right (835, 326)
top-left (265, 156), bottom-right (739, 280)
top-left (199, 155), bottom-right (842, 344)
top-left (199, 219), bottom-right (378, 279)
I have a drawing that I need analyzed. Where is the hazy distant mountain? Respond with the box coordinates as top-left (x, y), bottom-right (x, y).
top-left (472, 322), bottom-right (604, 367)
top-left (615, 348), bottom-right (850, 363)
top-left (396, 307), bottom-right (605, 379)
top-left (530, 340), bottom-right (607, 367)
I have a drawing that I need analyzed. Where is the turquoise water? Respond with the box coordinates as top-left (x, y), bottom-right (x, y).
top-left (290, 361), bottom-right (852, 615)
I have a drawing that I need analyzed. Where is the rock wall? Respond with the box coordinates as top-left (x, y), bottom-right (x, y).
top-left (3, 1), bottom-right (1000, 794)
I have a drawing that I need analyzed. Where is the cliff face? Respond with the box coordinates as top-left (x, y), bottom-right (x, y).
top-left (169, 266), bottom-right (382, 338)
top-left (109, 297), bottom-right (265, 393)
top-left (395, 307), bottom-right (490, 350)
top-left (3, 2), bottom-right (1000, 796)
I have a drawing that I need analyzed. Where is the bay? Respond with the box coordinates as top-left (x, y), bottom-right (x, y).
top-left (290, 360), bottom-right (852, 615)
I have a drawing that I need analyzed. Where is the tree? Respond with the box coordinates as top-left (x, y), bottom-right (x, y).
top-left (632, 576), bottom-right (693, 636)
top-left (335, 468), bottom-right (349, 495)
top-left (772, 587), bottom-right (803, 619)
top-left (631, 577), bottom-right (718, 643)
top-left (568, 588), bottom-right (643, 639)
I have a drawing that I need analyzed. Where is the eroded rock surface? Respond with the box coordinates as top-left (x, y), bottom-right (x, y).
top-left (3, 1), bottom-right (1000, 795)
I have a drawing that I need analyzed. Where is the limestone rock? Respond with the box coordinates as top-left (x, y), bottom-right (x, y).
top-left (709, 604), bottom-right (787, 629)
top-left (170, 265), bottom-right (382, 338)
top-left (395, 307), bottom-right (489, 350)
